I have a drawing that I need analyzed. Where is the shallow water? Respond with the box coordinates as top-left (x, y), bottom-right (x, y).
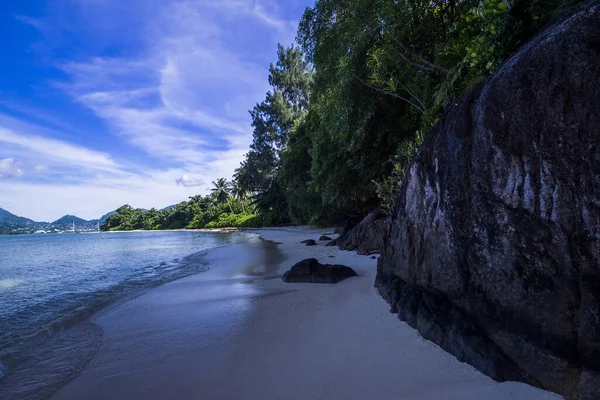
top-left (0, 230), bottom-right (253, 398)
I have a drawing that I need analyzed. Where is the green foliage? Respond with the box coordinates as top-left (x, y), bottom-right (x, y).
top-left (374, 130), bottom-right (426, 212)
top-left (296, 0), bottom-right (583, 216)
top-left (296, 0), bottom-right (463, 217)
top-left (280, 114), bottom-right (324, 224)
top-left (204, 213), bottom-right (262, 229)
top-left (101, 180), bottom-right (257, 231)
top-left (237, 44), bottom-right (314, 223)
top-left (434, 0), bottom-right (583, 109)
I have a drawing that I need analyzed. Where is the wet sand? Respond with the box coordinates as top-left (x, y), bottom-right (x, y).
top-left (51, 227), bottom-right (561, 400)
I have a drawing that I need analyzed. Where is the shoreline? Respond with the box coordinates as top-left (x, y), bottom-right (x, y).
top-left (0, 230), bottom-right (260, 400)
top-left (43, 226), bottom-right (560, 400)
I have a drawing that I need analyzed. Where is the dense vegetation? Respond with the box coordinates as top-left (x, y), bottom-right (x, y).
top-left (101, 179), bottom-right (263, 231)
top-left (104, 0), bottom-right (583, 231)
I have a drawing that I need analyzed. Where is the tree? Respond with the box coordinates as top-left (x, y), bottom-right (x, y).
top-left (211, 178), bottom-right (233, 213)
top-left (238, 44), bottom-right (314, 222)
top-left (296, 0), bottom-right (426, 216)
top-left (230, 172), bottom-right (248, 213)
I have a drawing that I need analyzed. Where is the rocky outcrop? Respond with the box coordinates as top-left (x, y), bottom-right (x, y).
top-left (376, 5), bottom-right (600, 400)
top-left (337, 208), bottom-right (389, 255)
top-left (283, 258), bottom-right (357, 284)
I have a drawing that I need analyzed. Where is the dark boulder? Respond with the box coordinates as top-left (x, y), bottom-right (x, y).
top-left (282, 258), bottom-right (357, 284)
top-left (301, 239), bottom-right (317, 246)
top-left (337, 208), bottom-right (389, 255)
top-left (376, 5), bottom-right (600, 400)
top-left (319, 235), bottom-right (332, 241)
top-left (325, 239), bottom-right (338, 247)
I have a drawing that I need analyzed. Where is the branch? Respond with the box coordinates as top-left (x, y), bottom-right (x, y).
top-left (349, 71), bottom-right (426, 114)
top-left (386, 35), bottom-right (449, 75)
top-left (380, 64), bottom-right (427, 110)
top-left (418, 51), bottom-right (449, 75)
top-left (366, 17), bottom-right (449, 75)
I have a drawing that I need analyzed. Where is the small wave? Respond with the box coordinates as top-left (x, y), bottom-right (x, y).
top-left (0, 321), bottom-right (103, 400)
top-left (0, 279), bottom-right (21, 290)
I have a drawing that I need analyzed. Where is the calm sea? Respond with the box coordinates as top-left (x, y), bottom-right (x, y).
top-left (0, 230), bottom-right (253, 398)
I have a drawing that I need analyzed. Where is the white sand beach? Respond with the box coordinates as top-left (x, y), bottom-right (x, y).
top-left (51, 227), bottom-right (561, 400)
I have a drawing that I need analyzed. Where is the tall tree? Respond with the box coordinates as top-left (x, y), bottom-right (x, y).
top-left (239, 44), bottom-right (313, 221)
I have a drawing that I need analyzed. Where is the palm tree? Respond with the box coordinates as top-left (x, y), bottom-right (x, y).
top-left (230, 181), bottom-right (247, 213)
top-left (211, 178), bottom-right (233, 213)
top-left (232, 168), bottom-right (249, 210)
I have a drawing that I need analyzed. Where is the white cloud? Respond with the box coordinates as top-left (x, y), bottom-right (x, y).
top-left (0, 158), bottom-right (24, 179)
top-left (0, 127), bottom-right (121, 174)
top-left (175, 173), bottom-right (205, 187)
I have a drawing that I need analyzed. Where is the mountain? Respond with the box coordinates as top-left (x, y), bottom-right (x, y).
top-left (50, 215), bottom-right (98, 230)
top-left (0, 208), bottom-right (36, 225)
top-left (98, 211), bottom-right (116, 224)
top-left (0, 208), bottom-right (46, 234)
top-left (52, 215), bottom-right (91, 226)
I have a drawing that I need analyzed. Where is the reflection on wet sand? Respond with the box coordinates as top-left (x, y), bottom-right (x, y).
top-left (239, 238), bottom-right (286, 282)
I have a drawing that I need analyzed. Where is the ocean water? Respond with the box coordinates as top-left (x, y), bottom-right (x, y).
top-left (0, 230), bottom-right (253, 398)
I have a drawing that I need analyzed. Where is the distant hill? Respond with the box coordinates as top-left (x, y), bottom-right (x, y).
top-left (0, 208), bottom-right (44, 233)
top-left (0, 208), bottom-right (118, 234)
top-left (52, 215), bottom-right (91, 226)
top-left (50, 215), bottom-right (100, 231)
top-left (98, 211), bottom-right (116, 224)
top-left (0, 208), bottom-right (36, 225)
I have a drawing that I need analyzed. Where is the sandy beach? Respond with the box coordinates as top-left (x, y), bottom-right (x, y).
top-left (49, 227), bottom-right (561, 400)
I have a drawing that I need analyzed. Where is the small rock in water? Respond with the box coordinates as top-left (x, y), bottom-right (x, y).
top-left (325, 239), bottom-right (337, 247)
top-left (303, 239), bottom-right (317, 246)
top-left (319, 235), bottom-right (332, 241)
top-left (282, 258), bottom-right (357, 284)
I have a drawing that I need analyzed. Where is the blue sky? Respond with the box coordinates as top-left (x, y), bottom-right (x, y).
top-left (0, 0), bottom-right (311, 221)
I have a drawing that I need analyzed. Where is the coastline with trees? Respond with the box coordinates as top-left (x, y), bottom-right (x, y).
top-left (101, 176), bottom-right (265, 231)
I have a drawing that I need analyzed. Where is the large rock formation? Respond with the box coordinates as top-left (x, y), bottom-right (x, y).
top-left (376, 5), bottom-right (600, 400)
top-left (337, 208), bottom-right (388, 255)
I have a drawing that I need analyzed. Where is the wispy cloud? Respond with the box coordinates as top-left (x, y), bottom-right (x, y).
top-left (0, 127), bottom-right (120, 174)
